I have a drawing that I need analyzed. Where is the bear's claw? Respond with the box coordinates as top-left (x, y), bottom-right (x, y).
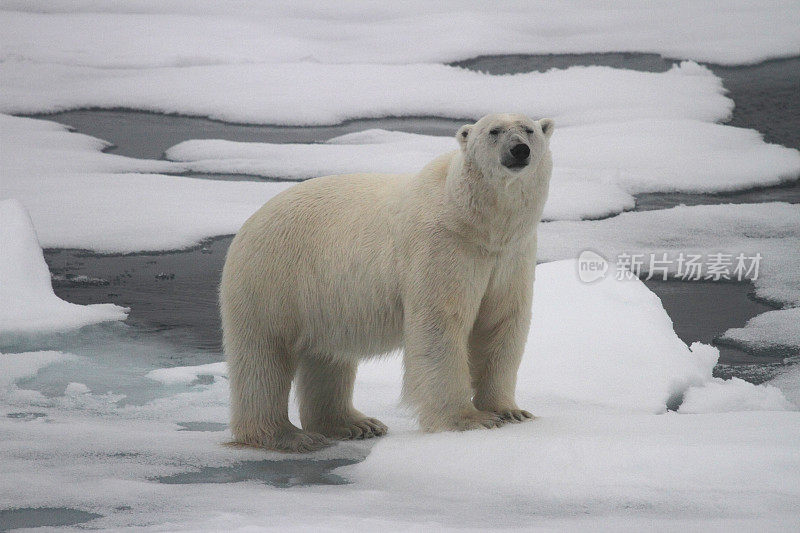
top-left (270, 429), bottom-right (332, 453)
top-left (320, 417), bottom-right (388, 440)
top-left (452, 409), bottom-right (505, 431)
top-left (496, 409), bottom-right (535, 423)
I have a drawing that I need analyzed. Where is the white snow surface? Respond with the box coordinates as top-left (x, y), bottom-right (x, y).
top-left (1, 260), bottom-right (797, 530)
top-left (0, 60), bottom-right (732, 126)
top-left (1, 1), bottom-right (798, 66)
top-left (147, 362), bottom-right (228, 386)
top-left (0, 114), bottom-right (293, 253)
top-left (679, 377), bottom-right (794, 413)
top-left (539, 203), bottom-right (800, 352)
top-left (0, 200), bottom-right (128, 335)
top-left (770, 366), bottom-right (800, 407)
top-left (720, 308), bottom-right (800, 356)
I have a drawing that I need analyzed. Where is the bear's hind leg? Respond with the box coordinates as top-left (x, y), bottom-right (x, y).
top-left (227, 337), bottom-right (330, 452)
top-left (297, 355), bottom-right (388, 440)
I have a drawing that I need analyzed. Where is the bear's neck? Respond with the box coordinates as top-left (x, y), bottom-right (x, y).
top-left (444, 152), bottom-right (549, 253)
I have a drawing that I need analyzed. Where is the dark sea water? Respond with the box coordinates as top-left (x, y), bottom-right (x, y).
top-left (0, 508), bottom-right (102, 531)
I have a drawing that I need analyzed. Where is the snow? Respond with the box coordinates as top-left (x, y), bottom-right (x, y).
top-left (0, 114), bottom-right (294, 253)
top-left (0, 61), bottom-right (732, 126)
top-left (164, 130), bottom-right (634, 222)
top-left (343, 411), bottom-right (800, 526)
top-left (539, 203), bottom-right (800, 353)
top-left (524, 263), bottom-right (716, 412)
top-left (1, 1), bottom-right (798, 66)
top-left (147, 362), bottom-right (228, 386)
top-left (166, 121), bottom-right (800, 220)
top-left (770, 366), bottom-right (800, 407)
top-left (1, 261), bottom-right (797, 529)
top-left (64, 382), bottom-right (91, 396)
top-left (679, 377), bottom-right (794, 413)
top-left (0, 200), bottom-right (128, 335)
top-left (719, 308), bottom-right (800, 357)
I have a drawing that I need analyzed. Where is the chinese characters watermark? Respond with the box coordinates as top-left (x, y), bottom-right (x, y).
top-left (577, 250), bottom-right (761, 283)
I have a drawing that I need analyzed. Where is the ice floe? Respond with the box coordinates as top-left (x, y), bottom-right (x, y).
top-left (1, 1), bottom-right (798, 66)
top-left (719, 308), bottom-right (800, 357)
top-left (0, 114), bottom-right (293, 253)
top-left (0, 61), bottom-right (731, 126)
top-left (679, 377), bottom-right (794, 413)
top-left (539, 203), bottom-right (800, 353)
top-left (0, 200), bottom-right (128, 336)
top-left (166, 122), bottom-right (800, 219)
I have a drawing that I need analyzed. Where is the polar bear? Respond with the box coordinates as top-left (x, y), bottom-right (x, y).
top-left (221, 113), bottom-right (554, 452)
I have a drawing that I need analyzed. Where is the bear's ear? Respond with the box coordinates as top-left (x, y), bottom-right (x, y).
top-left (539, 118), bottom-right (555, 139)
top-left (456, 124), bottom-right (473, 151)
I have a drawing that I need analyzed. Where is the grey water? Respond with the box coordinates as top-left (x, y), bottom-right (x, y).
top-left (45, 237), bottom-right (232, 353)
top-left (38, 109), bottom-right (466, 161)
top-left (154, 458), bottom-right (357, 487)
top-left (0, 508), bottom-right (101, 531)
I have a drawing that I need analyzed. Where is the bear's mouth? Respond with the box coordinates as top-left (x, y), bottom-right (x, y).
top-left (502, 160), bottom-right (529, 171)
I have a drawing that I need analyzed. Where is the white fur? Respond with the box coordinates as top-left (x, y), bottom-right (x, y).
top-left (221, 113), bottom-right (554, 452)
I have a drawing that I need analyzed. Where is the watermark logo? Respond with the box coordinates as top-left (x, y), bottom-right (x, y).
top-left (577, 250), bottom-right (609, 283)
top-left (577, 250), bottom-right (762, 283)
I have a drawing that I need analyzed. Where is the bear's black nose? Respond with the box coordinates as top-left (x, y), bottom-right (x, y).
top-left (510, 143), bottom-right (530, 161)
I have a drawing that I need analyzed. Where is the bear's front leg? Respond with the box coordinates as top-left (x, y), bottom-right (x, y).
top-left (401, 258), bottom-right (503, 432)
top-left (469, 262), bottom-right (535, 423)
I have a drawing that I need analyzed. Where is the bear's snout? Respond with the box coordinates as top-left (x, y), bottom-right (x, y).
top-left (502, 143), bottom-right (530, 169)
top-left (510, 143), bottom-right (530, 161)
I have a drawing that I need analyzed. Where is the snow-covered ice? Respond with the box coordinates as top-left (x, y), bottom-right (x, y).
top-left (169, 122), bottom-right (799, 193)
top-left (719, 308), bottom-right (800, 357)
top-left (342, 410), bottom-right (800, 529)
top-left (770, 366), bottom-right (800, 407)
top-left (166, 122), bottom-right (800, 220)
top-left (539, 203), bottom-right (800, 353)
top-left (147, 362), bottom-right (228, 386)
top-left (0, 114), bottom-right (293, 253)
top-left (1, 0), bottom-right (798, 66)
top-left (523, 262), bottom-right (718, 412)
top-left (1, 260), bottom-right (797, 529)
top-left (679, 377), bottom-right (794, 413)
top-left (0, 61), bottom-right (732, 126)
top-left (0, 200), bottom-right (128, 336)
top-left (165, 129), bottom-right (634, 221)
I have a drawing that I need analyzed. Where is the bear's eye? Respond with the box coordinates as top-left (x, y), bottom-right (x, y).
top-left (524, 128), bottom-right (534, 134)
top-left (489, 128), bottom-right (501, 135)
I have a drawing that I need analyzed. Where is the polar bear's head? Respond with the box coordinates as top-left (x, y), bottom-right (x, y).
top-left (456, 113), bottom-right (554, 178)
